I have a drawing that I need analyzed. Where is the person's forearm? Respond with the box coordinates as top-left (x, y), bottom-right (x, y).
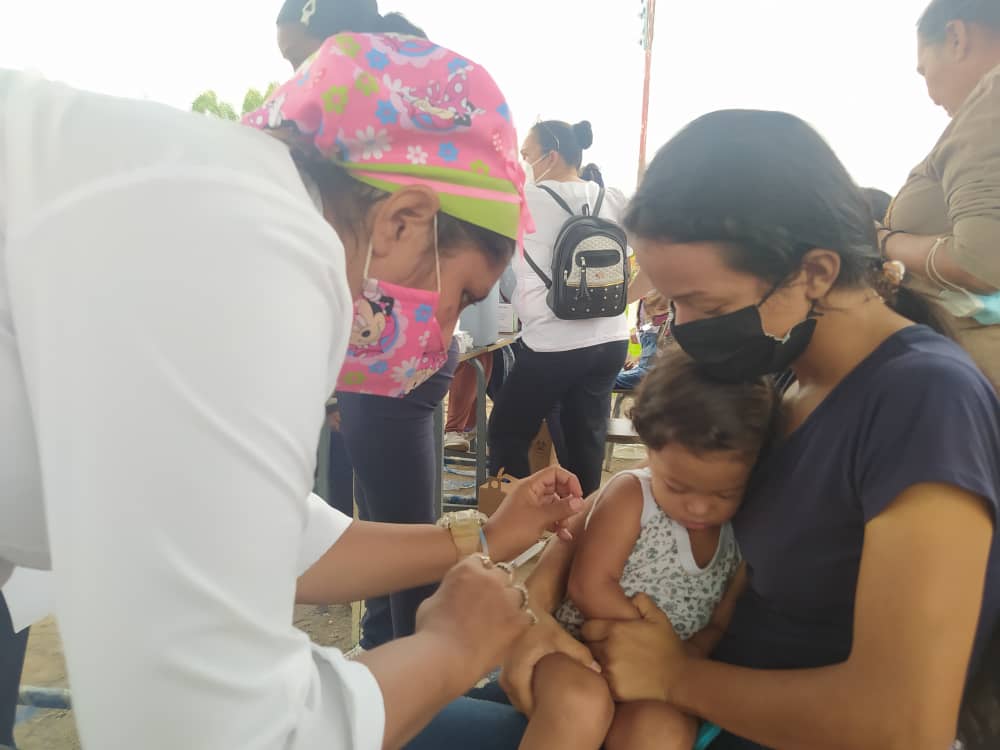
top-left (671, 658), bottom-right (951, 750)
top-left (883, 231), bottom-right (995, 294)
top-left (682, 624), bottom-right (725, 658)
top-left (523, 498), bottom-right (591, 612)
top-left (568, 575), bottom-right (639, 622)
top-left (297, 521), bottom-right (459, 605)
top-left (525, 533), bottom-right (579, 614)
top-left (358, 632), bottom-right (471, 750)
top-left (686, 565), bottom-right (747, 658)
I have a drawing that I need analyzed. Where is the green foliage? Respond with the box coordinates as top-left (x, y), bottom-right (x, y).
top-left (191, 83), bottom-right (281, 120)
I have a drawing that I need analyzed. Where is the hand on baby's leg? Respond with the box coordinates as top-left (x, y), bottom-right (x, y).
top-left (518, 653), bottom-right (614, 750)
top-left (606, 700), bottom-right (699, 750)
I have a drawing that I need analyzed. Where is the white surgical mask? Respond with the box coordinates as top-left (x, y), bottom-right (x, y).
top-left (522, 153), bottom-right (552, 185)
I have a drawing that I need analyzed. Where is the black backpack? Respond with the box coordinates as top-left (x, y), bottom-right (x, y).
top-left (523, 185), bottom-right (629, 320)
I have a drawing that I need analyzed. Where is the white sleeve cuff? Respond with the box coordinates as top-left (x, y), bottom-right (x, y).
top-left (305, 646), bottom-right (386, 750)
top-left (297, 494), bottom-right (354, 576)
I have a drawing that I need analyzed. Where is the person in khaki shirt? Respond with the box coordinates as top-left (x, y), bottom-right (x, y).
top-left (879, 0), bottom-right (1000, 390)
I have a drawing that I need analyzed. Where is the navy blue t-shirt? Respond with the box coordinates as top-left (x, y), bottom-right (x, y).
top-left (714, 326), bottom-right (1000, 673)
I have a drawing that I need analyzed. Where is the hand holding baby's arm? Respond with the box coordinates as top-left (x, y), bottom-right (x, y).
top-left (566, 475), bottom-right (646, 622)
top-left (684, 562), bottom-right (748, 658)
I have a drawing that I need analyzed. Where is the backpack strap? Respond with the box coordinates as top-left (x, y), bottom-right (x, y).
top-left (522, 250), bottom-right (552, 289)
top-left (524, 185), bottom-right (570, 289)
top-left (526, 183), bottom-right (609, 290)
top-left (540, 183), bottom-right (608, 218)
top-left (592, 185), bottom-right (606, 217)
top-left (537, 184), bottom-right (575, 216)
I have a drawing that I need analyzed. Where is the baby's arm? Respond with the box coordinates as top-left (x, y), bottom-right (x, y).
top-left (566, 474), bottom-right (645, 621)
top-left (685, 562), bottom-right (749, 658)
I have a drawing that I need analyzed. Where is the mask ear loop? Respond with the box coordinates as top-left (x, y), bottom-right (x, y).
top-left (362, 236), bottom-right (374, 280)
top-left (758, 275), bottom-right (823, 344)
top-left (433, 213), bottom-right (441, 293)
top-left (363, 215), bottom-right (439, 289)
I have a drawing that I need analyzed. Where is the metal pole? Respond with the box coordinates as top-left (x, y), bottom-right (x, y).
top-left (433, 401), bottom-right (444, 518)
top-left (637, 0), bottom-right (657, 187)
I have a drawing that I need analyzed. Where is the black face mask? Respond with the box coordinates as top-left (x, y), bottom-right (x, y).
top-left (669, 294), bottom-right (818, 383)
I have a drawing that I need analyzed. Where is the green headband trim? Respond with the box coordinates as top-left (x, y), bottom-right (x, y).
top-left (351, 172), bottom-right (520, 241)
top-left (343, 160), bottom-right (519, 196)
top-left (339, 158), bottom-right (521, 240)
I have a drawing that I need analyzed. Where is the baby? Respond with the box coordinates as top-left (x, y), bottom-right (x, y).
top-left (520, 349), bottom-right (778, 750)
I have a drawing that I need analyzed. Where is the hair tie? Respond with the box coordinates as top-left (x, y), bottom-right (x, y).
top-left (299, 0), bottom-right (316, 25)
top-left (881, 259), bottom-right (906, 288)
top-left (869, 258), bottom-right (905, 304)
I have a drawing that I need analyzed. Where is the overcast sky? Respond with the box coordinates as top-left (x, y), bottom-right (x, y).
top-left (0, 0), bottom-right (949, 194)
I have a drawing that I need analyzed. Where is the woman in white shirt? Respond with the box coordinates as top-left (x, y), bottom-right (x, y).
top-left (0, 33), bottom-right (584, 750)
top-left (489, 120), bottom-right (630, 496)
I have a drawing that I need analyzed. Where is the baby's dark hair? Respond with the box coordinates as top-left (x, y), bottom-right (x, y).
top-left (630, 348), bottom-right (779, 460)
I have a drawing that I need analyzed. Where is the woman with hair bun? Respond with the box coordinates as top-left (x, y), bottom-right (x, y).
top-left (488, 119), bottom-right (630, 497)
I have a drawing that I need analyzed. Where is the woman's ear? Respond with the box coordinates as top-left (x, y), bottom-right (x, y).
top-left (368, 185), bottom-right (441, 260)
top-left (799, 248), bottom-right (842, 301)
top-left (946, 20), bottom-right (971, 61)
top-left (365, 185), bottom-right (442, 289)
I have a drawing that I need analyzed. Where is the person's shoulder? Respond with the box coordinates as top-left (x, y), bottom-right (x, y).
top-left (523, 182), bottom-right (550, 200)
top-left (587, 471), bottom-right (646, 523)
top-left (852, 327), bottom-right (1000, 445)
top-left (846, 327), bottom-right (1000, 524)
top-left (869, 326), bottom-right (997, 402)
top-left (599, 471), bottom-right (646, 505)
top-left (965, 63), bottom-right (1000, 114)
top-left (6, 71), bottom-right (298, 197)
top-left (934, 64), bottom-right (1000, 155)
top-left (524, 182), bottom-right (567, 216)
top-left (602, 186), bottom-right (630, 211)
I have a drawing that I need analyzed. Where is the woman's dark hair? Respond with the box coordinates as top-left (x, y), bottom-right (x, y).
top-left (630, 348), bottom-right (778, 460)
top-left (624, 109), bottom-right (955, 337)
top-left (293, 153), bottom-right (514, 266)
top-left (277, 0), bottom-right (426, 39)
top-left (862, 188), bottom-right (892, 224)
top-left (531, 120), bottom-right (593, 170)
top-left (379, 12), bottom-right (425, 36)
top-left (918, 0), bottom-right (1000, 43)
top-left (580, 163), bottom-right (605, 188)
